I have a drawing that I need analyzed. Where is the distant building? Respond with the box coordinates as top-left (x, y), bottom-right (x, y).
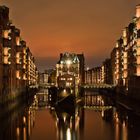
top-left (85, 59), bottom-right (112, 85)
top-left (56, 52), bottom-right (80, 88)
top-left (39, 71), bottom-right (49, 85)
top-left (85, 68), bottom-right (92, 84)
top-left (101, 59), bottom-right (112, 84)
top-left (77, 54), bottom-right (85, 84)
top-left (110, 4), bottom-right (140, 97)
top-left (85, 66), bottom-right (102, 84)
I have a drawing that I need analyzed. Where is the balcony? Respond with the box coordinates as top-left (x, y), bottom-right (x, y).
top-left (16, 58), bottom-right (22, 65)
top-left (2, 29), bottom-right (11, 40)
top-left (3, 47), bottom-right (11, 56)
top-left (16, 37), bottom-right (20, 46)
top-left (3, 56), bottom-right (11, 64)
top-left (3, 47), bottom-right (11, 65)
top-left (16, 70), bottom-right (21, 79)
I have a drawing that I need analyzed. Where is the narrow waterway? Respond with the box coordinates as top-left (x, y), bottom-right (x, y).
top-left (0, 89), bottom-right (140, 140)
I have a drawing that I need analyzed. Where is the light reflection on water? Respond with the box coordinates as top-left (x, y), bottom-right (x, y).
top-left (0, 90), bottom-right (140, 140)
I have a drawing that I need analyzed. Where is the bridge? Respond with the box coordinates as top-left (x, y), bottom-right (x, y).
top-left (84, 105), bottom-right (112, 111)
top-left (81, 84), bottom-right (116, 89)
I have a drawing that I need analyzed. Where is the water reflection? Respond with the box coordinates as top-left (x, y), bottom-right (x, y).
top-left (1, 90), bottom-right (140, 140)
top-left (0, 101), bottom-right (35, 140)
top-left (49, 100), bottom-right (84, 140)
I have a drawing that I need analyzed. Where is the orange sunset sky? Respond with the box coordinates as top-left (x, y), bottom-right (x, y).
top-left (1, 0), bottom-right (140, 71)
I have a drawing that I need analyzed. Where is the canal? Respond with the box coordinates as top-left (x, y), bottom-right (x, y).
top-left (0, 89), bottom-right (140, 140)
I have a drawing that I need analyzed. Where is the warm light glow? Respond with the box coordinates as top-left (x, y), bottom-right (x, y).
top-left (16, 37), bottom-right (20, 46)
top-left (123, 38), bottom-right (127, 46)
top-left (16, 52), bottom-right (20, 58)
top-left (23, 116), bottom-right (26, 124)
top-left (66, 60), bottom-right (72, 65)
top-left (123, 71), bottom-right (128, 78)
top-left (16, 70), bottom-right (21, 79)
top-left (123, 28), bottom-right (127, 37)
top-left (3, 47), bottom-right (11, 56)
top-left (66, 128), bottom-right (71, 140)
top-left (101, 110), bottom-right (104, 117)
top-left (137, 39), bottom-right (140, 46)
top-left (23, 64), bottom-right (26, 69)
top-left (23, 127), bottom-right (26, 140)
top-left (124, 58), bottom-right (127, 64)
top-left (137, 67), bottom-right (140, 76)
top-left (137, 56), bottom-right (140, 64)
top-left (123, 52), bottom-right (127, 58)
top-left (136, 5), bottom-right (140, 18)
top-left (116, 42), bottom-right (119, 48)
top-left (23, 48), bottom-right (26, 54)
top-left (136, 19), bottom-right (140, 30)
top-left (124, 64), bottom-right (127, 70)
top-left (3, 30), bottom-right (11, 39)
top-left (23, 74), bottom-right (27, 80)
top-left (16, 127), bottom-right (20, 137)
top-left (137, 47), bottom-right (140, 55)
top-left (3, 56), bottom-right (11, 64)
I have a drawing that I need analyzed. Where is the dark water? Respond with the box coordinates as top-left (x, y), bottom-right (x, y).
top-left (1, 89), bottom-right (140, 140)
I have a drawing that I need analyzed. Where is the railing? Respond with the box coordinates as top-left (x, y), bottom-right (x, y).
top-left (84, 105), bottom-right (112, 111)
top-left (81, 84), bottom-right (116, 89)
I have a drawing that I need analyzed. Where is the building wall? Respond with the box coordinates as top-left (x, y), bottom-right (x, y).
top-left (0, 6), bottom-right (38, 102)
top-left (77, 54), bottom-right (85, 84)
top-left (110, 5), bottom-right (140, 96)
top-left (0, 26), bottom-right (3, 96)
top-left (102, 59), bottom-right (112, 84)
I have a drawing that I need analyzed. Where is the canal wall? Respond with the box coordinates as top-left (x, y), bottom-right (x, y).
top-left (0, 87), bottom-right (38, 108)
top-left (0, 87), bottom-right (36, 121)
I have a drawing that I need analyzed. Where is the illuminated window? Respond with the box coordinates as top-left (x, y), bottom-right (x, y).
top-left (124, 64), bottom-right (127, 69)
top-left (23, 74), bottom-right (27, 80)
top-left (137, 48), bottom-right (140, 55)
top-left (3, 30), bottom-right (10, 39)
top-left (116, 42), bottom-right (119, 48)
top-left (137, 39), bottom-right (140, 46)
top-left (123, 52), bottom-right (127, 58)
top-left (16, 37), bottom-right (20, 46)
top-left (137, 23), bottom-right (140, 33)
top-left (123, 29), bottom-right (127, 37)
top-left (16, 70), bottom-right (21, 79)
top-left (123, 71), bottom-right (128, 78)
top-left (69, 78), bottom-right (73, 80)
top-left (3, 56), bottom-right (11, 64)
top-left (136, 5), bottom-right (140, 18)
top-left (61, 78), bottom-right (66, 80)
top-left (124, 58), bottom-right (127, 64)
top-left (123, 38), bottom-right (127, 46)
top-left (137, 67), bottom-right (140, 76)
top-left (3, 47), bottom-right (11, 56)
top-left (137, 56), bottom-right (140, 64)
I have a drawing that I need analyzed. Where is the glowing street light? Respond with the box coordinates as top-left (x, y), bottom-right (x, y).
top-left (66, 60), bottom-right (72, 65)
